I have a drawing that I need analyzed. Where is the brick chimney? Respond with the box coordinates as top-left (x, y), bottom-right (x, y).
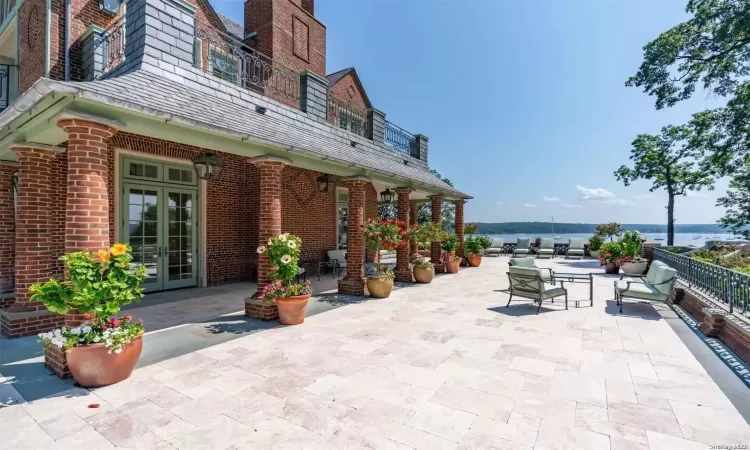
top-left (244, 0), bottom-right (326, 77)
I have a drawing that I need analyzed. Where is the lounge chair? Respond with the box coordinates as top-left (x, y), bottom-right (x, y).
top-left (509, 257), bottom-right (554, 282)
top-left (512, 238), bottom-right (531, 257)
top-left (614, 261), bottom-right (676, 313)
top-left (506, 266), bottom-right (568, 314)
top-left (536, 238), bottom-right (555, 259)
top-left (486, 238), bottom-right (505, 257)
top-left (566, 238), bottom-right (585, 259)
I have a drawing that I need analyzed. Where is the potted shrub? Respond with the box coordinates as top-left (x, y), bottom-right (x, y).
top-left (619, 230), bottom-right (648, 274)
top-left (257, 233), bottom-right (313, 325)
top-left (409, 222), bottom-right (448, 283)
top-left (598, 241), bottom-right (625, 274)
top-left (32, 244), bottom-right (146, 387)
top-left (362, 218), bottom-right (410, 298)
top-left (588, 234), bottom-right (604, 258)
top-left (441, 233), bottom-right (461, 273)
top-left (465, 235), bottom-right (492, 267)
top-left (596, 222), bottom-right (624, 242)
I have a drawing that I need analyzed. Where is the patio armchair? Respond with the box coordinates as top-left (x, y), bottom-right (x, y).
top-left (318, 250), bottom-right (347, 280)
top-left (512, 238), bottom-right (531, 257)
top-left (509, 257), bottom-right (554, 283)
top-left (506, 266), bottom-right (568, 314)
top-left (485, 238), bottom-right (505, 257)
top-left (536, 238), bottom-right (555, 259)
top-left (614, 261), bottom-right (676, 313)
top-left (566, 238), bottom-right (585, 259)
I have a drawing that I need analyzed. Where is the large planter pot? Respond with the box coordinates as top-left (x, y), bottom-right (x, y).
top-left (467, 254), bottom-right (482, 267)
top-left (590, 250), bottom-right (599, 258)
top-left (621, 261), bottom-right (647, 275)
top-left (413, 265), bottom-right (434, 284)
top-left (276, 294), bottom-right (310, 325)
top-left (604, 262), bottom-right (620, 274)
top-left (66, 334), bottom-right (143, 388)
top-left (445, 259), bottom-right (460, 274)
top-left (367, 277), bottom-right (393, 298)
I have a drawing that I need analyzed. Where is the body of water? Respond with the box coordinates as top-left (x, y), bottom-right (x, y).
top-left (484, 233), bottom-right (744, 248)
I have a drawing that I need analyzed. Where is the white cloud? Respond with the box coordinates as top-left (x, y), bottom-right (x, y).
top-left (562, 204), bottom-right (583, 209)
top-left (543, 196), bottom-right (560, 202)
top-left (603, 198), bottom-right (634, 206)
top-left (523, 203), bottom-right (537, 208)
top-left (576, 185), bottom-right (616, 200)
top-left (633, 194), bottom-right (652, 200)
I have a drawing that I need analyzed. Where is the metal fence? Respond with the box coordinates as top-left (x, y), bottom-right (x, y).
top-left (0, 64), bottom-right (17, 112)
top-left (102, 18), bottom-right (125, 74)
top-left (384, 120), bottom-right (419, 158)
top-left (328, 94), bottom-right (369, 138)
top-left (653, 248), bottom-right (750, 317)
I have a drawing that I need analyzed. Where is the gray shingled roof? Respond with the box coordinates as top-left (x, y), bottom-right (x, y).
top-left (25, 71), bottom-right (465, 198)
top-left (215, 12), bottom-right (244, 41)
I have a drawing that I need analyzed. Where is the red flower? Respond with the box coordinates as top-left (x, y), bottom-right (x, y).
top-left (109, 317), bottom-right (121, 328)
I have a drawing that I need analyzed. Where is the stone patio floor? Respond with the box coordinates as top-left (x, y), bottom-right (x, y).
top-left (2, 257), bottom-right (750, 449)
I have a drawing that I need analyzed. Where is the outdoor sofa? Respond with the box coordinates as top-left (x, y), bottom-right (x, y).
top-left (614, 260), bottom-right (677, 313)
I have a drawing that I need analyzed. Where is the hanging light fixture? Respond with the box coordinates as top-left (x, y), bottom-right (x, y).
top-left (380, 188), bottom-right (394, 204)
top-left (316, 173), bottom-right (333, 192)
top-left (192, 152), bottom-right (226, 181)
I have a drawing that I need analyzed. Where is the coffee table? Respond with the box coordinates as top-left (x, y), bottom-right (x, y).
top-left (551, 272), bottom-right (593, 307)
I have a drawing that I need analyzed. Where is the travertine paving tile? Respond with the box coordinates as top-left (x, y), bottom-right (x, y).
top-left (469, 415), bottom-right (537, 447)
top-left (429, 382), bottom-right (515, 421)
top-left (669, 399), bottom-right (750, 444)
top-left (550, 372), bottom-right (608, 408)
top-left (645, 430), bottom-right (705, 450)
top-left (607, 400), bottom-right (682, 438)
top-left (458, 429), bottom-right (533, 450)
top-left (510, 356), bottom-right (557, 376)
top-left (507, 410), bottom-right (542, 431)
top-left (535, 418), bottom-right (611, 450)
top-left (406, 401), bottom-right (477, 442)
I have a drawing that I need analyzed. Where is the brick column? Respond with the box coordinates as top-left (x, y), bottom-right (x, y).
top-left (394, 188), bottom-right (412, 282)
top-left (248, 156), bottom-right (289, 291)
top-left (409, 202), bottom-right (419, 260)
top-left (429, 195), bottom-right (444, 273)
top-left (0, 162), bottom-right (16, 305)
top-left (57, 116), bottom-right (119, 328)
top-left (455, 200), bottom-right (465, 257)
top-left (338, 177), bottom-right (368, 295)
top-left (0, 145), bottom-right (65, 338)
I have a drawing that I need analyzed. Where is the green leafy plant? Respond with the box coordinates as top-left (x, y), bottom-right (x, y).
top-left (441, 233), bottom-right (459, 253)
top-left (595, 222), bottom-right (624, 242)
top-left (465, 235), bottom-right (491, 256)
top-left (257, 233), bottom-right (312, 303)
top-left (410, 222), bottom-right (448, 268)
top-left (464, 223), bottom-right (479, 236)
top-left (597, 241), bottom-right (625, 266)
top-left (620, 230), bottom-right (643, 257)
top-left (38, 316), bottom-right (144, 353)
top-left (588, 234), bottom-right (604, 251)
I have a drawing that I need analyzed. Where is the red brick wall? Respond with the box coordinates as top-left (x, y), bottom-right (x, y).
top-left (18, 0), bottom-right (47, 93)
top-left (0, 166), bottom-right (16, 299)
top-left (364, 183), bottom-right (376, 262)
top-left (329, 72), bottom-right (368, 109)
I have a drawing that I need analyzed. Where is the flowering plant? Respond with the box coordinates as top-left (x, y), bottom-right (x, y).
top-left (365, 265), bottom-right (394, 280)
top-left (257, 233), bottom-right (311, 303)
top-left (440, 251), bottom-right (461, 265)
top-left (588, 234), bottom-right (604, 251)
top-left (441, 233), bottom-right (460, 253)
top-left (362, 218), bottom-right (410, 278)
top-left (39, 315), bottom-right (144, 353)
top-left (410, 222), bottom-right (448, 268)
top-left (598, 241), bottom-right (627, 266)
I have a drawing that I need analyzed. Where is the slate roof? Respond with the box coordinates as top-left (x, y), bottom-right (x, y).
top-left (215, 11), bottom-right (244, 41)
top-left (10, 70), bottom-right (466, 198)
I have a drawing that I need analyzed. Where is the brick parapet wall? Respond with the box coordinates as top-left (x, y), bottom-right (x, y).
top-left (394, 188), bottom-right (412, 282)
top-left (244, 298), bottom-right (278, 321)
top-left (455, 200), bottom-right (465, 257)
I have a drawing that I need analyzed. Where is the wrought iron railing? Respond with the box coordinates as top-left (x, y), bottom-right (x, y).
top-left (195, 18), bottom-right (300, 103)
top-left (102, 18), bottom-right (125, 73)
top-left (0, 0), bottom-right (15, 27)
top-left (384, 120), bottom-right (419, 158)
top-left (0, 64), bottom-right (18, 112)
top-left (653, 248), bottom-right (750, 318)
top-left (328, 94), bottom-right (369, 138)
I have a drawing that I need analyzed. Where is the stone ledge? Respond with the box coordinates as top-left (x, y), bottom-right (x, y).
top-left (720, 315), bottom-right (750, 364)
top-left (0, 309), bottom-right (63, 338)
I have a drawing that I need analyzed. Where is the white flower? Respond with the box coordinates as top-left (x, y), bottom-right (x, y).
top-left (287, 240), bottom-right (297, 249)
top-left (71, 327), bottom-right (81, 336)
top-left (115, 348), bottom-right (122, 354)
top-left (280, 254), bottom-right (292, 265)
top-left (279, 233), bottom-right (288, 241)
top-left (93, 336), bottom-right (101, 343)
top-left (268, 238), bottom-right (273, 246)
top-left (82, 326), bottom-right (92, 334)
top-left (53, 328), bottom-right (62, 337)
top-left (257, 245), bottom-right (266, 254)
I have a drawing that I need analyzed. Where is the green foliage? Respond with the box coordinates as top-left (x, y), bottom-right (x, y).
top-left (29, 245), bottom-right (146, 325)
top-left (595, 222), bottom-right (624, 242)
top-left (410, 222), bottom-right (448, 247)
top-left (38, 316), bottom-right (144, 352)
top-left (465, 235), bottom-right (491, 255)
top-left (717, 163), bottom-right (750, 239)
top-left (588, 234), bottom-right (604, 251)
top-left (441, 233), bottom-right (460, 252)
top-left (464, 223), bottom-right (479, 236)
top-left (665, 246), bottom-right (692, 254)
top-left (691, 245), bottom-right (750, 272)
top-left (259, 233), bottom-right (302, 283)
top-left (620, 230), bottom-right (643, 257)
top-left (598, 242), bottom-right (626, 266)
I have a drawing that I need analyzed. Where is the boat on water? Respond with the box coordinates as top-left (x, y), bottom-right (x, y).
top-left (551, 216), bottom-right (560, 239)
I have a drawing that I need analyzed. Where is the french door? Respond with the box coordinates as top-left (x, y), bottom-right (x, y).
top-left (123, 183), bottom-right (198, 291)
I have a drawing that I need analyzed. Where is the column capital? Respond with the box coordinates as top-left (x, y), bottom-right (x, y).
top-left (394, 187), bottom-right (412, 194)
top-left (55, 111), bottom-right (123, 138)
top-left (10, 143), bottom-right (66, 155)
top-left (247, 155), bottom-right (292, 166)
top-left (427, 194), bottom-right (443, 200)
top-left (453, 198), bottom-right (467, 205)
top-left (343, 175), bottom-right (371, 184)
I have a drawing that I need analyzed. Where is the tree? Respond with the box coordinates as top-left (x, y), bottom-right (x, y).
top-left (615, 124), bottom-right (715, 246)
top-left (595, 222), bottom-right (624, 242)
top-left (717, 164), bottom-right (750, 239)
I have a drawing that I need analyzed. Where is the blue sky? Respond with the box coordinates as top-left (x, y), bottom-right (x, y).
top-left (213, 0), bottom-right (728, 225)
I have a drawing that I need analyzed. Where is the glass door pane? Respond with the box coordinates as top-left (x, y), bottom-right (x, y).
top-left (124, 184), bottom-right (162, 291)
top-left (163, 188), bottom-right (197, 290)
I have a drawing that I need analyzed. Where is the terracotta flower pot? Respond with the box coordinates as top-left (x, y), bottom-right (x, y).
top-left (413, 265), bottom-right (434, 284)
top-left (367, 277), bottom-right (393, 298)
top-left (604, 262), bottom-right (620, 274)
top-left (276, 294), bottom-right (310, 325)
top-left (66, 334), bottom-right (143, 388)
top-left (445, 259), bottom-right (460, 273)
top-left (467, 254), bottom-right (482, 267)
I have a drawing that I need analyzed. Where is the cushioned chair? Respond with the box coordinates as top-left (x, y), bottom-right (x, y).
top-left (486, 238), bottom-right (505, 257)
top-left (614, 261), bottom-right (676, 313)
top-left (318, 250), bottom-right (347, 280)
top-left (509, 257), bottom-right (554, 283)
top-left (506, 266), bottom-right (568, 314)
top-left (536, 238), bottom-right (555, 259)
top-left (513, 238), bottom-right (531, 257)
top-left (566, 238), bottom-right (585, 259)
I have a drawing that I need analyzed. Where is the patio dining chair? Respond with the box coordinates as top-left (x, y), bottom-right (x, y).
top-left (318, 250), bottom-right (347, 280)
top-left (536, 238), bottom-right (555, 259)
top-left (566, 238), bottom-right (585, 259)
top-left (509, 257), bottom-right (554, 283)
top-left (506, 266), bottom-right (567, 314)
top-left (486, 238), bottom-right (505, 257)
top-left (512, 238), bottom-right (531, 257)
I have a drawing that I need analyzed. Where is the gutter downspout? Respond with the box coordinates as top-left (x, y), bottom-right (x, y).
top-left (64, 0), bottom-right (71, 80)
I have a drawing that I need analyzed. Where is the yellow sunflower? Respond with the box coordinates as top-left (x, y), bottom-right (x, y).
top-left (97, 249), bottom-right (111, 263)
top-left (110, 243), bottom-right (128, 256)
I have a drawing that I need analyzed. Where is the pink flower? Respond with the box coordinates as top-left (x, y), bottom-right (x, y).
top-left (124, 315), bottom-right (132, 323)
top-left (137, 318), bottom-right (144, 325)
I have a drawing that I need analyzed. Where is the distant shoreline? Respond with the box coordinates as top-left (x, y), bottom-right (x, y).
top-left (471, 222), bottom-right (729, 235)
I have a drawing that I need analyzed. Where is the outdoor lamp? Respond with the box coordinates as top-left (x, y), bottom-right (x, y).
top-left (316, 173), bottom-right (333, 192)
top-left (380, 188), bottom-right (394, 204)
top-left (192, 152), bottom-right (226, 181)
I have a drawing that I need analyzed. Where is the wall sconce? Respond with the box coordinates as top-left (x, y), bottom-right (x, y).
top-left (380, 188), bottom-right (394, 204)
top-left (192, 152), bottom-right (226, 181)
top-left (316, 173), bottom-right (333, 192)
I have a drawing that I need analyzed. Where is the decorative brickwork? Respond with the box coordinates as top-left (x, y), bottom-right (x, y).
top-left (720, 316), bottom-right (750, 363)
top-left (1, 311), bottom-right (64, 338)
top-left (455, 200), bottom-right (465, 257)
top-left (394, 188), bottom-right (412, 282)
top-left (249, 157), bottom-right (287, 291)
top-left (244, 298), bottom-right (279, 321)
top-left (0, 164), bottom-right (16, 299)
top-left (699, 308), bottom-right (726, 337)
top-left (338, 177), bottom-right (367, 295)
top-left (429, 195), bottom-right (444, 273)
top-left (44, 345), bottom-right (72, 378)
top-left (641, 242), bottom-right (661, 262)
top-left (409, 202), bottom-right (419, 260)
top-left (18, 0), bottom-right (46, 92)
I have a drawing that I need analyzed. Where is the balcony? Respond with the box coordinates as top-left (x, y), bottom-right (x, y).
top-left (0, 63), bottom-right (17, 112)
